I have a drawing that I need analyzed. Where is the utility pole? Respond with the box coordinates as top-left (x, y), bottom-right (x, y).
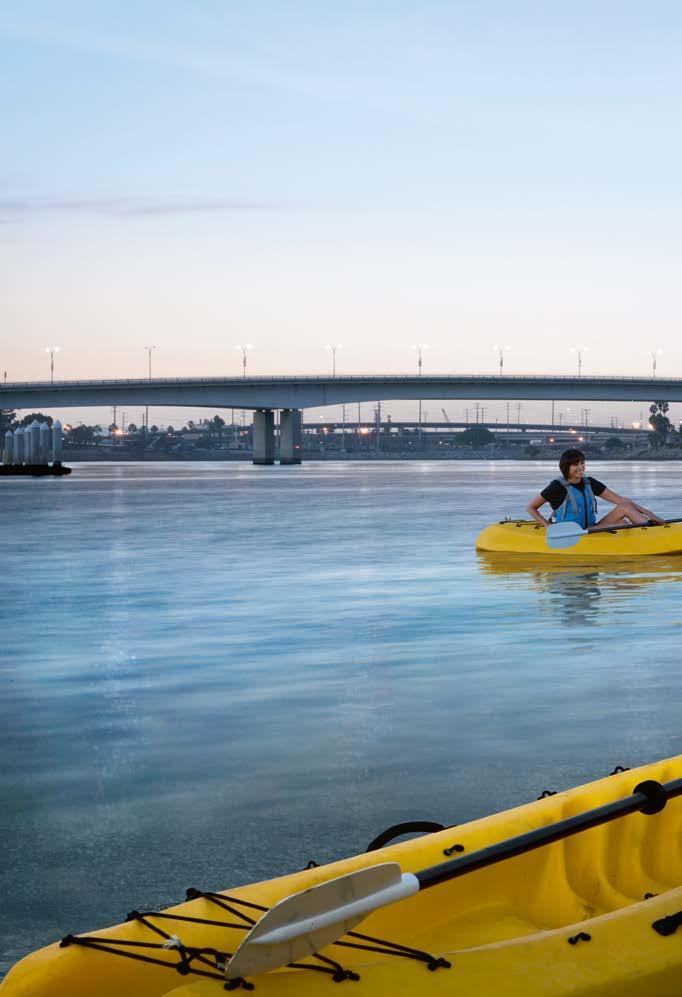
top-left (412, 344), bottom-right (429, 446)
top-left (144, 345), bottom-right (156, 434)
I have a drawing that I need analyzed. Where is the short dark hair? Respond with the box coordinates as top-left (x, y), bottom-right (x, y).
top-left (559, 449), bottom-right (585, 478)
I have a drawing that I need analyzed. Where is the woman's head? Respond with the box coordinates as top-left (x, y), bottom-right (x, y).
top-left (559, 449), bottom-right (585, 479)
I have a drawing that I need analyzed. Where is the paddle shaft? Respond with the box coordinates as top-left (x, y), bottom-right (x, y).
top-left (416, 777), bottom-right (682, 891)
top-left (582, 517), bottom-right (682, 537)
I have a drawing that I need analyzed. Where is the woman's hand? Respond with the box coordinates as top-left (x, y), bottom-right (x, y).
top-left (638, 506), bottom-right (665, 525)
top-left (527, 495), bottom-right (550, 526)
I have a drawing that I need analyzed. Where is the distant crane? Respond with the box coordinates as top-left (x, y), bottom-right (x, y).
top-left (441, 408), bottom-right (451, 424)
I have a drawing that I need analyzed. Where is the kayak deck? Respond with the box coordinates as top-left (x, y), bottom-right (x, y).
top-left (476, 519), bottom-right (682, 556)
top-left (3, 757), bottom-right (681, 997)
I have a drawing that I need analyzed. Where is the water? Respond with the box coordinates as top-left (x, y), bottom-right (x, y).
top-left (2, 460), bottom-right (681, 976)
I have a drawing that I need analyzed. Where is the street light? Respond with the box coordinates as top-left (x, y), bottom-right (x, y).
top-left (411, 343), bottom-right (430, 375)
top-left (650, 348), bottom-right (663, 378)
top-left (144, 345), bottom-right (156, 379)
top-left (324, 343), bottom-right (343, 377)
top-left (493, 344), bottom-right (510, 376)
top-left (44, 346), bottom-right (61, 384)
top-left (570, 346), bottom-right (589, 377)
top-left (234, 344), bottom-right (254, 379)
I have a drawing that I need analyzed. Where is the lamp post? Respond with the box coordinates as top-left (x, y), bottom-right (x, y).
top-left (44, 346), bottom-right (61, 383)
top-left (493, 344), bottom-right (510, 376)
top-left (570, 346), bottom-right (589, 378)
top-left (324, 343), bottom-right (342, 377)
top-left (411, 344), bottom-right (430, 444)
top-left (235, 344), bottom-right (254, 379)
top-left (144, 345), bottom-right (156, 433)
top-left (650, 348), bottom-right (662, 378)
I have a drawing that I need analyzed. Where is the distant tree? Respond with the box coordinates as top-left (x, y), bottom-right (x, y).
top-left (127, 422), bottom-right (138, 433)
top-left (604, 436), bottom-right (626, 451)
top-left (167, 426), bottom-right (175, 435)
top-left (211, 415), bottom-right (226, 433)
top-left (458, 426), bottom-right (494, 447)
top-left (19, 412), bottom-right (53, 427)
top-left (108, 423), bottom-right (117, 433)
top-left (150, 424), bottom-right (159, 434)
top-left (0, 409), bottom-right (15, 434)
top-left (187, 420), bottom-right (195, 430)
top-left (66, 425), bottom-right (95, 445)
top-left (649, 401), bottom-right (672, 449)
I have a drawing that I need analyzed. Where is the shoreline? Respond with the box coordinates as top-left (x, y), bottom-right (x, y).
top-left (60, 448), bottom-right (682, 463)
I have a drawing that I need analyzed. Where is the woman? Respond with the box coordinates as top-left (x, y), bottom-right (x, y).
top-left (527, 449), bottom-right (663, 529)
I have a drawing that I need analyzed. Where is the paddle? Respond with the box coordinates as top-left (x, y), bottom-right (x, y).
top-left (546, 517), bottom-right (682, 550)
top-left (226, 775), bottom-right (682, 981)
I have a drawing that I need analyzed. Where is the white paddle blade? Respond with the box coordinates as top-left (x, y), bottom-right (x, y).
top-left (226, 863), bottom-right (419, 981)
top-left (545, 522), bottom-right (587, 549)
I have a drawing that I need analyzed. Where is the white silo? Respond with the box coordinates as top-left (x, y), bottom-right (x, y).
top-left (4, 430), bottom-right (13, 465)
top-left (14, 427), bottom-right (24, 463)
top-left (52, 419), bottom-right (63, 462)
top-left (39, 423), bottom-right (51, 464)
top-left (23, 425), bottom-right (32, 463)
top-left (29, 420), bottom-right (41, 464)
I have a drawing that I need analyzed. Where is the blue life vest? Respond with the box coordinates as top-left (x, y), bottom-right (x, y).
top-left (553, 476), bottom-right (598, 528)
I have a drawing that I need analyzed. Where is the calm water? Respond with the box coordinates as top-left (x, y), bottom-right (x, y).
top-left (2, 460), bottom-right (681, 976)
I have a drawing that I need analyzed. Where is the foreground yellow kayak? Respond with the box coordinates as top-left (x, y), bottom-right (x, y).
top-left (3, 756), bottom-right (682, 996)
top-left (476, 520), bottom-right (682, 556)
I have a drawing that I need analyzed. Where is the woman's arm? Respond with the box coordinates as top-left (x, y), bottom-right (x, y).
top-left (527, 493), bottom-right (551, 526)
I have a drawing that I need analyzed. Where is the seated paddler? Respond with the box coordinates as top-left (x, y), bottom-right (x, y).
top-left (527, 448), bottom-right (663, 529)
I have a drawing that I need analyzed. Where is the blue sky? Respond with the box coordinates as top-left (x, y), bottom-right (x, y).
top-left (2, 2), bottom-right (682, 425)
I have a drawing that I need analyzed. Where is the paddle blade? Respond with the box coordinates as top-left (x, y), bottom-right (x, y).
top-left (226, 862), bottom-right (419, 981)
top-left (545, 522), bottom-right (587, 549)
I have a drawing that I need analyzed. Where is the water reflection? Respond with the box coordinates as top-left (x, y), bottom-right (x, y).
top-left (478, 552), bottom-right (682, 627)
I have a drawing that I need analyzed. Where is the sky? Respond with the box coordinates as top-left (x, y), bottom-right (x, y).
top-left (2, 2), bottom-right (682, 428)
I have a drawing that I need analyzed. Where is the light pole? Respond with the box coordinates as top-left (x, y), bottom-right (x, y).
top-left (570, 346), bottom-right (589, 377)
top-left (235, 344), bottom-right (254, 379)
top-left (650, 348), bottom-right (662, 378)
top-left (493, 344), bottom-right (510, 376)
top-left (411, 344), bottom-right (430, 444)
top-left (324, 343), bottom-right (342, 377)
top-left (44, 346), bottom-right (61, 384)
top-left (144, 345), bottom-right (156, 433)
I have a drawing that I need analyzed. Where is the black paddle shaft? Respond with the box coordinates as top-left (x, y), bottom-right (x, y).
top-left (585, 517), bottom-right (682, 537)
top-left (416, 777), bottom-right (682, 891)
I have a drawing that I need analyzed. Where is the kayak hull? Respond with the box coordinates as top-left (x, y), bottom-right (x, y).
top-left (2, 756), bottom-right (681, 997)
top-left (476, 520), bottom-right (682, 556)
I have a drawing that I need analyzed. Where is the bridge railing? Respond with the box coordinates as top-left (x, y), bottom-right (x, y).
top-left (2, 374), bottom-right (682, 389)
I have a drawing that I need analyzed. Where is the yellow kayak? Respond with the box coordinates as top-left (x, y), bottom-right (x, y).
top-left (476, 520), bottom-right (682, 556)
top-left (2, 756), bottom-right (682, 996)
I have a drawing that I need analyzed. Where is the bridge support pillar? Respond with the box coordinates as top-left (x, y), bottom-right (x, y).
top-left (279, 408), bottom-right (302, 464)
top-left (253, 409), bottom-right (275, 465)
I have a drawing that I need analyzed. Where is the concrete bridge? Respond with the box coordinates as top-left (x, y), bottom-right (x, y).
top-left (2, 373), bottom-right (677, 464)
